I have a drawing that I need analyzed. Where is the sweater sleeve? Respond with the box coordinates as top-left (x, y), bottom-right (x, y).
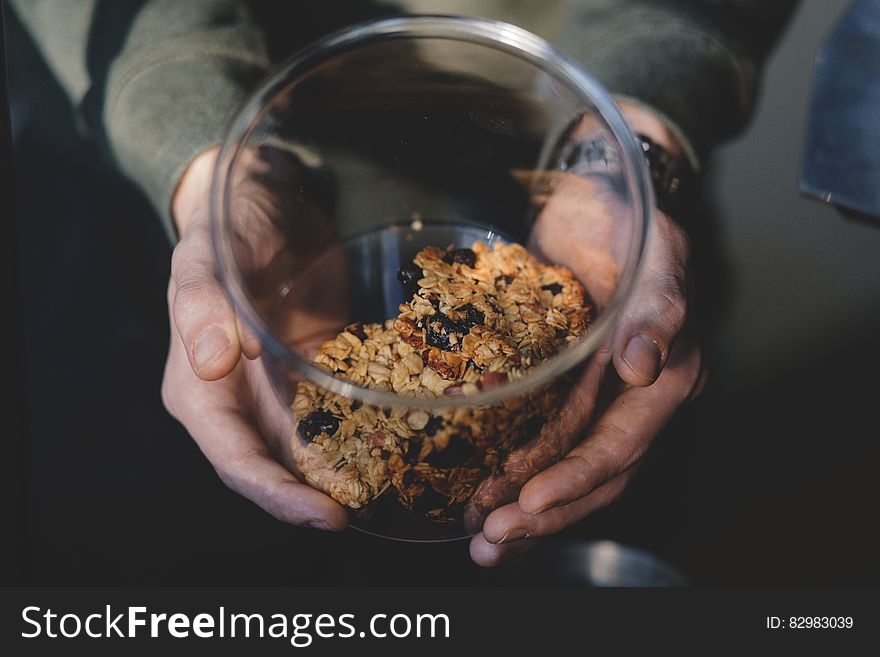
top-left (8, 0), bottom-right (272, 240)
top-left (556, 0), bottom-right (800, 167)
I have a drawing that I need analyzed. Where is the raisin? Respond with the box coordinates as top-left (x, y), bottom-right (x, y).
top-left (345, 322), bottom-right (368, 340)
top-left (455, 303), bottom-right (484, 330)
top-left (496, 274), bottom-right (515, 286)
top-left (397, 261), bottom-right (423, 298)
top-left (424, 416), bottom-right (444, 436)
top-left (541, 283), bottom-right (564, 296)
top-left (442, 248), bottom-right (477, 267)
top-left (297, 410), bottom-right (339, 442)
top-left (426, 435), bottom-right (475, 468)
top-left (425, 314), bottom-right (460, 351)
top-left (404, 439), bottom-right (422, 464)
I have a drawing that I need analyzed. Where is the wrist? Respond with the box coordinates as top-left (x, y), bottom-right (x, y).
top-left (556, 105), bottom-right (697, 219)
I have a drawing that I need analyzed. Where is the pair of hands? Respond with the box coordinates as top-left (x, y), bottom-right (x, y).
top-left (160, 106), bottom-right (704, 567)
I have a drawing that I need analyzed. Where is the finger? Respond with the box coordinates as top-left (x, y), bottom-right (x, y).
top-left (196, 405), bottom-right (349, 530)
top-left (170, 223), bottom-right (242, 381)
top-left (518, 338), bottom-right (701, 515)
top-left (469, 531), bottom-right (541, 568)
top-left (237, 315), bottom-right (263, 360)
top-left (613, 212), bottom-right (690, 386)
top-left (482, 469), bottom-right (635, 545)
top-left (464, 357), bottom-right (605, 532)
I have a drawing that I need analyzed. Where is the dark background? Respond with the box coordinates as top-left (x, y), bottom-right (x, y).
top-left (7, 0), bottom-right (880, 585)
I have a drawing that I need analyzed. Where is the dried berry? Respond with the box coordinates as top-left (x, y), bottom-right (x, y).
top-left (455, 303), bottom-right (484, 330)
top-left (404, 439), bottom-right (422, 464)
top-left (297, 410), bottom-right (339, 442)
top-left (345, 322), bottom-right (368, 340)
top-left (442, 248), bottom-right (477, 268)
top-left (397, 261), bottom-right (423, 298)
top-left (424, 416), bottom-right (444, 436)
top-left (541, 283), bottom-right (564, 296)
top-left (424, 314), bottom-right (460, 351)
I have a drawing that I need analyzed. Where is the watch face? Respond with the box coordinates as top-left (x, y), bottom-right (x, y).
top-left (558, 137), bottom-right (623, 175)
top-left (555, 132), bottom-right (693, 216)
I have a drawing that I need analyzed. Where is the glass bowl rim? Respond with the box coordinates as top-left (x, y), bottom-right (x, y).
top-left (211, 14), bottom-right (653, 410)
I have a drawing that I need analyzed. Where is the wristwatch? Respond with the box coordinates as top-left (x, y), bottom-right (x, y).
top-left (557, 132), bottom-right (696, 218)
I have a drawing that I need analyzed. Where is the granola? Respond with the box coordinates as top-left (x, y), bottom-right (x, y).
top-left (291, 241), bottom-right (591, 522)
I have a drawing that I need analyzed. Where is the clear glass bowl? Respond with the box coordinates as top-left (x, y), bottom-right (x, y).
top-left (210, 16), bottom-right (651, 541)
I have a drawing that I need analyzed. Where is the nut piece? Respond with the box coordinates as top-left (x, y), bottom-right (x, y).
top-left (407, 410), bottom-right (430, 430)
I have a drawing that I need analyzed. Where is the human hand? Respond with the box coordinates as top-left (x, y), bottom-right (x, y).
top-left (467, 106), bottom-right (706, 565)
top-left (160, 146), bottom-right (349, 531)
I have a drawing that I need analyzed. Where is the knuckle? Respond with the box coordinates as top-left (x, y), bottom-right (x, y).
top-left (672, 223), bottom-right (691, 261)
top-left (593, 423), bottom-right (644, 471)
top-left (261, 478), bottom-right (299, 522)
top-left (656, 277), bottom-right (688, 330)
top-left (172, 278), bottom-right (219, 328)
top-left (660, 214), bottom-right (691, 260)
top-left (566, 437), bottom-right (626, 491)
top-left (171, 225), bottom-right (211, 272)
top-left (559, 453), bottom-right (595, 493)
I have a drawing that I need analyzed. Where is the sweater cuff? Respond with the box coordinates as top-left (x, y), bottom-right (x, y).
top-left (104, 52), bottom-right (267, 242)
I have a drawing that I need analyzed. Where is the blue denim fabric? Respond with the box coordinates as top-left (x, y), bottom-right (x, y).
top-left (801, 0), bottom-right (880, 221)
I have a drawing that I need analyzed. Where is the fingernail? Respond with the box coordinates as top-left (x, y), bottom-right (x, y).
top-left (622, 334), bottom-right (662, 382)
top-left (306, 519), bottom-right (339, 531)
top-left (497, 527), bottom-right (530, 545)
top-left (194, 326), bottom-right (230, 372)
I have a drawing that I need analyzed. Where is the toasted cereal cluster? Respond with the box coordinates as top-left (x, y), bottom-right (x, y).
top-left (291, 241), bottom-right (591, 521)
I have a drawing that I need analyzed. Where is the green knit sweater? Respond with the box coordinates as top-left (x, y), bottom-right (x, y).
top-left (9, 0), bottom-right (798, 239)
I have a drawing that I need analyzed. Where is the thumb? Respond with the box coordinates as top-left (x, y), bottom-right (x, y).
top-left (170, 223), bottom-right (241, 381)
top-left (613, 211), bottom-right (690, 386)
